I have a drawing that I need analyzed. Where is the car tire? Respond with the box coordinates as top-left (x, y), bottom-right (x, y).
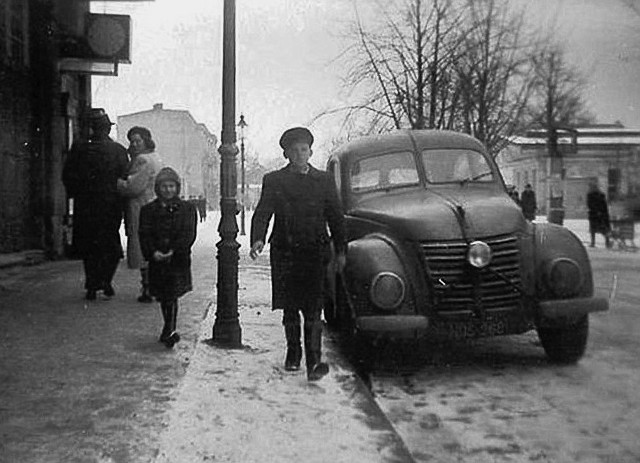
top-left (537, 315), bottom-right (589, 364)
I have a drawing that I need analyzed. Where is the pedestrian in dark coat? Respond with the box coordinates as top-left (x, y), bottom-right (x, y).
top-left (520, 183), bottom-right (537, 221)
top-left (62, 109), bottom-right (129, 300)
top-left (139, 167), bottom-right (197, 348)
top-left (250, 127), bottom-right (346, 381)
top-left (586, 181), bottom-right (611, 248)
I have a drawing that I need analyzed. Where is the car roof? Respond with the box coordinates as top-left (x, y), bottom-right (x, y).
top-left (331, 129), bottom-right (487, 161)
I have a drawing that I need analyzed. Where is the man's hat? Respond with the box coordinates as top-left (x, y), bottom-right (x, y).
top-left (88, 108), bottom-right (114, 128)
top-left (279, 127), bottom-right (314, 150)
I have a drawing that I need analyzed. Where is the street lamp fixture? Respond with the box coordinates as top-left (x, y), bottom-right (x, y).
top-left (238, 114), bottom-right (248, 236)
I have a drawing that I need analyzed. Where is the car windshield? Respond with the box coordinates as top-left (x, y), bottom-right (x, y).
top-left (349, 151), bottom-right (420, 193)
top-left (421, 149), bottom-right (495, 184)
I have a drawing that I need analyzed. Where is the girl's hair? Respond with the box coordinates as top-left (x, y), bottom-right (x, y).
top-left (127, 126), bottom-right (156, 151)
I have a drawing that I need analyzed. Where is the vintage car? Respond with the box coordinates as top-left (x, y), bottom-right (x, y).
top-left (324, 129), bottom-right (608, 363)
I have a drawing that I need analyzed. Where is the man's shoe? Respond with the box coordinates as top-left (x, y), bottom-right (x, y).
top-left (85, 289), bottom-right (97, 301)
top-left (307, 362), bottom-right (329, 381)
top-left (103, 284), bottom-right (115, 297)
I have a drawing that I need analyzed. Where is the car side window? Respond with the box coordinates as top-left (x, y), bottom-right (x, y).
top-left (350, 151), bottom-right (419, 192)
top-left (422, 149), bottom-right (494, 183)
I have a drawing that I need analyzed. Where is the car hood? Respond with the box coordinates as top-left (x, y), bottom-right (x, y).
top-left (349, 188), bottom-right (527, 241)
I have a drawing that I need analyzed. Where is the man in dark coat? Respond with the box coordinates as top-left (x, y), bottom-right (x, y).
top-left (250, 127), bottom-right (346, 381)
top-left (520, 183), bottom-right (537, 221)
top-left (587, 180), bottom-right (611, 248)
top-left (62, 109), bottom-right (129, 300)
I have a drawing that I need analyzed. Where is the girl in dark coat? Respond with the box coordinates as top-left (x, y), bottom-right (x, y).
top-left (139, 167), bottom-right (197, 348)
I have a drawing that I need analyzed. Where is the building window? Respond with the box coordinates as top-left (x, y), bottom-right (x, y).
top-left (1, 0), bottom-right (28, 67)
top-left (608, 168), bottom-right (620, 200)
top-left (532, 169), bottom-right (537, 189)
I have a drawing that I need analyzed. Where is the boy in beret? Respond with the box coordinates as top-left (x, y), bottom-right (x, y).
top-left (250, 127), bottom-right (346, 381)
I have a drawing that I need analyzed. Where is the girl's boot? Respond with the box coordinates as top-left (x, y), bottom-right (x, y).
top-left (138, 268), bottom-right (153, 303)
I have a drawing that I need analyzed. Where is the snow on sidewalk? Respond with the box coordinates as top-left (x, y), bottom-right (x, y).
top-left (153, 262), bottom-right (410, 463)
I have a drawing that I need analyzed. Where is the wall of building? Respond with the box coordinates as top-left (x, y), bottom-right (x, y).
top-left (117, 105), bottom-right (219, 206)
top-left (498, 137), bottom-right (640, 220)
top-left (0, 0), bottom-right (89, 255)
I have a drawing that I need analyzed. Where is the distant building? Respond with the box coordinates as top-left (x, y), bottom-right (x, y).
top-left (117, 104), bottom-right (218, 207)
top-left (497, 124), bottom-right (640, 219)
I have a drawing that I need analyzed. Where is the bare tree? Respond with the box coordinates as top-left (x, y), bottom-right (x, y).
top-left (326, 0), bottom-right (547, 156)
top-left (526, 43), bottom-right (595, 131)
top-left (331, 0), bottom-right (464, 133)
top-left (454, 0), bottom-right (537, 155)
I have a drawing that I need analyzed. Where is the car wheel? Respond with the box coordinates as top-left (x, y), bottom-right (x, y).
top-left (537, 315), bottom-right (589, 364)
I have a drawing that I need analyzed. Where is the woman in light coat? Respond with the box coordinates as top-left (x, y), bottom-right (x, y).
top-left (117, 126), bottom-right (163, 302)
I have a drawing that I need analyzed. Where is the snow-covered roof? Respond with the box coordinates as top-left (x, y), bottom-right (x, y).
top-left (510, 136), bottom-right (640, 145)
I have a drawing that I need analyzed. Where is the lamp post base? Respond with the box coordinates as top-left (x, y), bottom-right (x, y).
top-left (212, 318), bottom-right (242, 347)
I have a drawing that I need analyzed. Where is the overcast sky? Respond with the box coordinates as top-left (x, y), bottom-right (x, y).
top-left (92, 0), bottom-right (640, 165)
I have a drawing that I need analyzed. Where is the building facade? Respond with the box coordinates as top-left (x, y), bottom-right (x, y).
top-left (497, 124), bottom-right (640, 219)
top-left (1, 0), bottom-right (95, 255)
top-left (117, 104), bottom-right (218, 207)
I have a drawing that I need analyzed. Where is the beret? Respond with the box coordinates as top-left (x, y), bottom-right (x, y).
top-left (279, 127), bottom-right (314, 150)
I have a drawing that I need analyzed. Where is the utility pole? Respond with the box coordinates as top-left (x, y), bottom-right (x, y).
top-left (546, 125), bottom-right (564, 225)
top-left (212, 0), bottom-right (242, 347)
top-left (547, 125), bottom-right (577, 226)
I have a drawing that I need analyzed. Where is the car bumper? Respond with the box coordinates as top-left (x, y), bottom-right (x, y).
top-left (538, 296), bottom-right (609, 319)
top-left (355, 315), bottom-right (429, 334)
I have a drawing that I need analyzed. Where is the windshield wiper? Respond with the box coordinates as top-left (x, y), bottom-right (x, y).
top-left (459, 172), bottom-right (493, 185)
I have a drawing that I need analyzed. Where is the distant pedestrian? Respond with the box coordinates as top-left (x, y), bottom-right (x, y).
top-left (117, 126), bottom-right (163, 303)
top-left (139, 167), bottom-right (197, 348)
top-left (507, 185), bottom-right (520, 206)
top-left (62, 108), bottom-right (129, 300)
top-left (520, 183), bottom-right (537, 221)
top-left (197, 195), bottom-right (207, 222)
top-left (250, 127), bottom-right (346, 381)
top-left (188, 195), bottom-right (200, 222)
top-left (586, 180), bottom-right (611, 248)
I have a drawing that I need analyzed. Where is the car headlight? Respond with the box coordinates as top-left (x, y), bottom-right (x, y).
top-left (546, 257), bottom-right (583, 298)
top-left (467, 241), bottom-right (492, 268)
top-left (370, 271), bottom-right (405, 310)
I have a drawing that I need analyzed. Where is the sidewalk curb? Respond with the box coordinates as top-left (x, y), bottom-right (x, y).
top-left (0, 250), bottom-right (46, 269)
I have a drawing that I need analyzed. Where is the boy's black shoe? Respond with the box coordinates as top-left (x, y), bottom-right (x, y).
top-left (85, 289), bottom-right (97, 301)
top-left (284, 348), bottom-right (301, 371)
top-left (162, 331), bottom-right (181, 348)
top-left (307, 362), bottom-right (329, 381)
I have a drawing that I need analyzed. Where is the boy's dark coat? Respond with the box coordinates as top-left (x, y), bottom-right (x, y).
top-left (251, 164), bottom-right (346, 310)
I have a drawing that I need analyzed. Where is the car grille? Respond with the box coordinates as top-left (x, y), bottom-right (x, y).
top-left (420, 234), bottom-right (522, 315)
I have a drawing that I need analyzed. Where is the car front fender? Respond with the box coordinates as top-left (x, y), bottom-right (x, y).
top-left (534, 223), bottom-right (594, 299)
top-left (344, 234), bottom-right (414, 315)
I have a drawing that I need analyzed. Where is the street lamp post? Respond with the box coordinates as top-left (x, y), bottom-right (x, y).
top-left (212, 0), bottom-right (242, 347)
top-left (238, 114), bottom-right (247, 236)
